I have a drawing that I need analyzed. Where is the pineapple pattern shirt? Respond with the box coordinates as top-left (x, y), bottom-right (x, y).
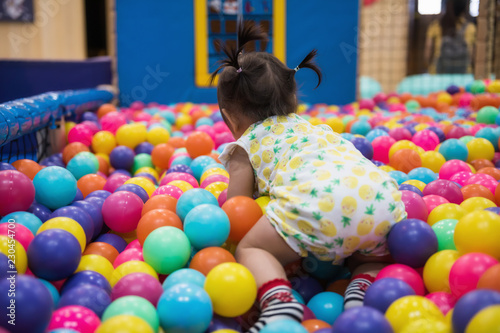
top-left (219, 113), bottom-right (407, 264)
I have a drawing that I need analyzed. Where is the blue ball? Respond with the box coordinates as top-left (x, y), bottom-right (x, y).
top-left (407, 167), bottom-right (438, 184)
top-left (475, 127), bottom-right (500, 150)
top-left (134, 142), bottom-right (155, 155)
top-left (202, 163), bottom-right (226, 175)
top-left (364, 278), bottom-right (415, 313)
top-left (291, 289), bottom-right (305, 305)
top-left (39, 279), bottom-right (60, 308)
top-left (195, 117), bottom-right (214, 127)
top-left (27, 229), bottom-right (82, 281)
top-left (350, 121), bottom-right (372, 136)
top-left (115, 183), bottom-right (149, 203)
top-left (33, 166), bottom-right (77, 210)
top-left (61, 270), bottom-right (111, 295)
top-left (94, 233), bottom-right (128, 253)
top-left (86, 190), bottom-right (112, 200)
top-left (176, 189), bottom-right (218, 221)
top-left (184, 204), bottom-right (229, 250)
top-left (167, 164), bottom-right (195, 176)
top-left (0, 275), bottom-right (53, 333)
top-left (398, 184), bottom-right (423, 196)
top-left (331, 306), bottom-right (393, 333)
top-left (157, 283), bottom-right (213, 333)
top-left (0, 211), bottom-right (42, 235)
top-left (260, 320), bottom-right (308, 333)
top-left (291, 275), bottom-right (324, 304)
top-left (387, 218), bottom-right (438, 268)
top-left (109, 146), bottom-right (135, 170)
top-left (388, 170), bottom-right (409, 185)
top-left (58, 284), bottom-right (111, 318)
top-left (162, 268), bottom-right (206, 290)
top-left (427, 126), bottom-right (446, 142)
top-left (66, 152), bottom-right (99, 180)
top-left (350, 137), bottom-right (373, 160)
top-left (452, 289), bottom-right (500, 333)
top-left (485, 207), bottom-right (500, 215)
top-left (0, 162), bottom-right (15, 171)
top-left (307, 292), bottom-right (344, 325)
top-left (159, 110), bottom-right (176, 124)
top-left (365, 129), bottom-right (389, 143)
top-left (190, 156), bottom-right (218, 181)
top-left (71, 200), bottom-right (103, 240)
top-left (50, 206), bottom-right (94, 245)
top-left (341, 133), bottom-right (354, 141)
top-left (0, 253), bottom-right (9, 279)
top-left (439, 139), bottom-right (468, 161)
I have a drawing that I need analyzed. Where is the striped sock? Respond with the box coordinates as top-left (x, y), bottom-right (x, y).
top-left (247, 279), bottom-right (304, 333)
top-left (343, 274), bottom-right (375, 310)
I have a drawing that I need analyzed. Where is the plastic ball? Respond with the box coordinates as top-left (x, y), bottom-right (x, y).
top-left (390, 149), bottom-right (422, 173)
top-left (91, 131), bottom-right (116, 155)
top-left (422, 195), bottom-right (450, 213)
top-left (439, 159), bottom-right (471, 180)
top-left (466, 138), bottom-right (495, 162)
top-left (62, 270), bottom-right (112, 296)
top-left (51, 206), bottom-right (94, 246)
top-left (176, 188), bottom-right (218, 221)
top-left (102, 191), bottom-right (143, 233)
top-left (33, 166), bottom-right (77, 210)
top-left (37, 217), bottom-right (86, 252)
top-left (110, 260), bottom-right (158, 287)
top-left (306, 292), bottom-right (344, 325)
top-left (27, 202), bottom-right (52, 223)
top-left (185, 131), bottom-right (214, 158)
top-left (76, 254), bottom-right (114, 283)
top-left (109, 146), bottom-right (135, 171)
top-left (11, 159), bottom-right (42, 180)
top-left (465, 305), bottom-right (500, 333)
top-left (113, 248), bottom-right (144, 268)
top-left (439, 139), bottom-right (468, 161)
top-left (58, 284), bottom-right (111, 317)
top-left (421, 151), bottom-right (446, 173)
top-left (425, 291), bottom-right (455, 315)
top-left (389, 171), bottom-right (410, 185)
top-left (431, 219), bottom-right (458, 251)
top-left (407, 167), bottom-right (438, 184)
top-left (301, 319), bottom-right (330, 333)
top-left (143, 226), bottom-right (191, 275)
top-left (0, 223), bottom-right (33, 252)
top-left (350, 137), bottom-right (373, 159)
top-left (48, 305), bottom-right (100, 333)
top-left (331, 306), bottom-right (393, 333)
top-left (476, 106), bottom-right (499, 124)
top-left (401, 190), bottom-right (428, 221)
top-left (412, 130), bottom-right (440, 151)
top-left (477, 263), bottom-right (500, 292)
top-left (385, 295), bottom-right (446, 332)
top-left (422, 179), bottom-right (463, 204)
top-left (376, 264), bottom-right (425, 295)
top-left (184, 204), bottom-right (230, 250)
top-left (189, 246), bottom-right (236, 276)
top-left (137, 208), bottom-right (182, 245)
top-left (28, 229), bottom-right (82, 281)
top-left (427, 203), bottom-right (467, 226)
top-left (0, 211), bottom-right (42, 235)
top-left (111, 272), bottom-right (163, 305)
top-left (124, 177), bottom-right (155, 197)
top-left (102, 296), bottom-right (159, 332)
top-left (96, 315), bottom-right (153, 333)
top-left (222, 196), bottom-right (263, 242)
top-left (364, 278), bottom-right (415, 313)
top-left (162, 268), bottom-right (206, 290)
top-left (147, 127), bottom-right (170, 146)
top-left (115, 123), bottom-right (147, 149)
top-left (465, 173), bottom-right (498, 194)
top-left (372, 136), bottom-right (396, 164)
top-left (454, 210), bottom-right (500, 259)
top-left (461, 184), bottom-right (496, 202)
top-left (453, 289), bottom-right (500, 333)
top-left (68, 124), bottom-right (93, 147)
top-left (423, 250), bottom-right (460, 293)
top-left (66, 152), bottom-right (99, 180)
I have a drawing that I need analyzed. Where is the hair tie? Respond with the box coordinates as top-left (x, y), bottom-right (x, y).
top-left (237, 67), bottom-right (242, 73)
top-left (294, 66), bottom-right (300, 72)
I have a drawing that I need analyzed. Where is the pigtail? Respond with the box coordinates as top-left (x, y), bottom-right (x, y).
top-left (210, 20), bottom-right (267, 85)
top-left (294, 49), bottom-right (322, 89)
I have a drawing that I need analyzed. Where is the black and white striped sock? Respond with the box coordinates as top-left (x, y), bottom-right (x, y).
top-left (247, 280), bottom-right (304, 333)
top-left (343, 274), bottom-right (375, 310)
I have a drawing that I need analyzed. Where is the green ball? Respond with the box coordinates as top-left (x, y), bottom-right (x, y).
top-left (143, 226), bottom-right (191, 275)
top-left (471, 80), bottom-right (486, 94)
top-left (405, 100), bottom-right (421, 112)
top-left (342, 115), bottom-right (355, 126)
top-left (477, 106), bottom-right (500, 124)
top-left (431, 219), bottom-right (458, 251)
top-left (458, 135), bottom-right (475, 145)
top-left (102, 296), bottom-right (159, 332)
top-left (132, 153), bottom-right (154, 174)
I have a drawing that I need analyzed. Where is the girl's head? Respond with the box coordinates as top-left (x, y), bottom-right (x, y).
top-left (211, 21), bottom-right (321, 136)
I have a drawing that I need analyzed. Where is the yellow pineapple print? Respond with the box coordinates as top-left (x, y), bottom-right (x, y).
top-left (310, 246), bottom-right (329, 257)
top-left (369, 172), bottom-right (383, 183)
top-left (294, 124), bottom-right (309, 133)
top-left (344, 155), bottom-right (360, 162)
top-left (341, 196), bottom-right (357, 217)
top-left (258, 177), bottom-right (267, 190)
top-left (392, 191), bottom-right (402, 202)
top-left (319, 219), bottom-right (337, 237)
top-left (297, 220), bottom-right (314, 234)
top-left (285, 210), bottom-right (299, 220)
top-left (317, 130), bottom-right (325, 136)
top-left (315, 170), bottom-right (331, 181)
top-left (357, 215), bottom-right (375, 236)
top-left (271, 124), bottom-right (285, 135)
top-left (344, 236), bottom-right (360, 252)
top-left (298, 181), bottom-right (313, 194)
top-left (250, 140), bottom-right (260, 154)
top-left (262, 150), bottom-right (275, 164)
top-left (277, 115), bottom-right (288, 123)
top-left (281, 221), bottom-right (296, 235)
top-left (318, 194), bottom-right (335, 212)
top-left (375, 220), bottom-right (392, 237)
top-left (285, 185), bottom-right (294, 191)
top-left (263, 167), bottom-right (271, 180)
top-left (342, 176), bottom-right (359, 189)
top-left (274, 174), bottom-right (284, 186)
top-left (251, 155), bottom-right (261, 168)
top-left (326, 149), bottom-right (341, 157)
top-left (286, 136), bottom-right (298, 144)
top-left (262, 136), bottom-right (276, 146)
top-left (263, 118), bottom-right (274, 127)
top-left (278, 158), bottom-right (288, 171)
top-left (358, 185), bottom-right (375, 201)
top-left (318, 138), bottom-right (328, 149)
top-left (243, 127), bottom-right (253, 137)
top-left (359, 240), bottom-right (377, 251)
top-left (326, 133), bottom-right (340, 144)
top-left (289, 156), bottom-right (304, 169)
top-left (337, 146), bottom-right (347, 153)
top-left (276, 209), bottom-right (286, 222)
top-left (313, 160), bottom-right (326, 167)
top-left (352, 166), bottom-right (366, 177)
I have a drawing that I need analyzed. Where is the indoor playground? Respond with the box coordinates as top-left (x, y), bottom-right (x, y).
top-left (2, 0), bottom-right (500, 332)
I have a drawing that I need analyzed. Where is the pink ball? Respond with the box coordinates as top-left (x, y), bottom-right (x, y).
top-left (213, 121), bottom-right (230, 134)
top-left (493, 152), bottom-right (500, 165)
top-left (124, 239), bottom-right (142, 251)
top-left (372, 136), bottom-right (396, 164)
top-left (401, 190), bottom-right (429, 221)
top-left (359, 99), bottom-right (375, 111)
top-left (449, 171), bottom-right (473, 186)
top-left (0, 223), bottom-right (33, 251)
top-left (469, 124), bottom-right (486, 136)
top-left (464, 173), bottom-right (499, 194)
top-left (422, 179), bottom-right (463, 204)
top-left (302, 305), bottom-right (316, 321)
top-left (48, 305), bottom-right (100, 333)
top-left (113, 248), bottom-right (144, 268)
top-left (181, 124), bottom-right (195, 133)
top-left (218, 188), bottom-right (228, 207)
top-left (103, 173), bottom-right (130, 193)
top-left (425, 292), bottom-right (456, 315)
top-left (373, 93), bottom-right (388, 104)
top-left (439, 160), bottom-right (471, 180)
top-left (130, 101), bottom-right (145, 110)
top-left (388, 128), bottom-right (412, 141)
top-left (102, 191), bottom-right (143, 233)
top-left (389, 103), bottom-right (406, 112)
top-left (151, 185), bottom-right (184, 199)
top-left (412, 130), bottom-right (440, 151)
top-left (100, 111), bottom-right (127, 134)
top-left (458, 93), bottom-right (474, 107)
top-left (196, 125), bottom-right (217, 141)
top-left (0, 170), bottom-right (35, 216)
top-left (68, 124), bottom-right (93, 147)
top-left (201, 174), bottom-right (229, 188)
top-left (376, 264), bottom-right (425, 296)
top-left (422, 195), bottom-right (450, 213)
top-left (134, 112), bottom-right (152, 122)
top-left (446, 126), bottom-right (470, 139)
top-left (449, 252), bottom-right (499, 299)
top-left (215, 132), bottom-right (235, 148)
top-left (80, 121), bottom-right (100, 135)
top-left (111, 272), bottom-right (164, 306)
top-left (160, 172), bottom-right (199, 188)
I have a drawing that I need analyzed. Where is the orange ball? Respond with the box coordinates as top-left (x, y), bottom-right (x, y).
top-left (151, 143), bottom-right (175, 170)
top-left (77, 174), bottom-right (106, 198)
top-left (477, 167), bottom-right (500, 181)
top-left (302, 319), bottom-right (331, 333)
top-left (97, 103), bottom-right (117, 119)
top-left (137, 209), bottom-right (183, 246)
top-left (62, 142), bottom-right (90, 165)
top-left (11, 159), bottom-right (42, 180)
top-left (142, 195), bottom-right (178, 216)
top-left (185, 131), bottom-right (214, 158)
top-left (477, 263), bottom-right (500, 292)
top-left (222, 196), bottom-right (263, 242)
top-left (470, 159), bottom-right (494, 171)
top-left (168, 137), bottom-right (186, 149)
top-left (189, 246), bottom-right (236, 276)
top-left (96, 155), bottom-right (110, 175)
top-left (495, 184), bottom-right (500, 206)
top-left (326, 279), bottom-right (350, 297)
top-left (83, 241), bottom-right (119, 264)
top-left (461, 184), bottom-right (497, 203)
top-left (389, 149), bottom-right (422, 173)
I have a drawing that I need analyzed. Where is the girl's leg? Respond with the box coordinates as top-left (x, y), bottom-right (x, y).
top-left (235, 215), bottom-right (303, 333)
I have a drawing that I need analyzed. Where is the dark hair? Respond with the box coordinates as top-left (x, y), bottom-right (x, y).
top-left (440, 0), bottom-right (469, 36)
top-left (210, 20), bottom-right (321, 122)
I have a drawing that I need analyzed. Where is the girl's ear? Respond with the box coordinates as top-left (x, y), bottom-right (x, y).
top-left (221, 108), bottom-right (237, 134)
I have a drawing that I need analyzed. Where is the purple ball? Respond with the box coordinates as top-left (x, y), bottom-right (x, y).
top-left (398, 184), bottom-right (423, 197)
top-left (350, 137), bottom-right (373, 160)
top-left (422, 179), bottom-right (463, 204)
top-left (115, 183), bottom-right (149, 203)
top-left (290, 275), bottom-right (324, 304)
top-left (81, 111), bottom-right (99, 123)
top-left (86, 190), bottom-right (112, 200)
top-left (109, 146), bottom-right (135, 170)
top-left (72, 188), bottom-right (84, 202)
top-left (71, 200), bottom-right (103, 241)
top-left (0, 253), bottom-right (9, 279)
top-left (427, 126), bottom-right (446, 142)
top-left (61, 270), bottom-right (112, 295)
top-left (58, 284), bottom-right (111, 317)
top-left (371, 160), bottom-right (384, 167)
top-left (85, 196), bottom-right (105, 210)
top-left (111, 169), bottom-right (132, 177)
top-left (167, 164), bottom-right (195, 176)
top-left (134, 172), bottom-right (158, 185)
top-left (485, 207), bottom-right (500, 215)
top-left (331, 306), bottom-right (393, 333)
top-left (388, 218), bottom-right (438, 268)
top-left (95, 233), bottom-right (128, 253)
top-left (452, 289), bottom-right (500, 333)
top-left (50, 206), bottom-right (94, 245)
top-left (134, 142), bottom-right (154, 155)
top-left (28, 202), bottom-right (52, 222)
top-left (447, 85), bottom-right (460, 95)
top-left (207, 314), bottom-right (242, 332)
top-left (364, 278), bottom-right (415, 313)
top-left (0, 162), bottom-right (15, 171)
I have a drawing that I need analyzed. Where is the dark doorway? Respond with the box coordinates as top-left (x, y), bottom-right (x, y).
top-left (85, 0), bottom-right (108, 57)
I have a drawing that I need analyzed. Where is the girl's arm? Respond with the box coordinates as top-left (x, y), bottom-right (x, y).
top-left (226, 145), bottom-right (255, 199)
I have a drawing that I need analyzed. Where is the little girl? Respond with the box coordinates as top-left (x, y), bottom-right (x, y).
top-left (213, 22), bottom-right (406, 332)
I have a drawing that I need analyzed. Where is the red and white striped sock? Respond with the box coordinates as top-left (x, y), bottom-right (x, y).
top-left (343, 274), bottom-right (375, 309)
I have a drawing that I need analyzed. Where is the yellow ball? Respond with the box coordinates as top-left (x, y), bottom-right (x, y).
top-left (76, 254), bottom-right (114, 282)
top-left (125, 177), bottom-right (156, 198)
top-left (466, 138), bottom-right (495, 162)
top-left (0, 235), bottom-right (27, 274)
top-left (147, 127), bottom-right (170, 146)
top-left (467, 163), bottom-right (476, 173)
top-left (134, 167), bottom-right (159, 181)
top-left (437, 92), bottom-right (452, 105)
top-left (168, 180), bottom-right (194, 193)
top-left (427, 203), bottom-right (468, 226)
top-left (414, 123), bottom-right (429, 131)
top-left (200, 168), bottom-right (229, 183)
top-left (116, 124), bottom-right (147, 149)
top-left (389, 140), bottom-right (419, 159)
top-left (388, 96), bottom-right (400, 104)
top-left (97, 315), bottom-right (154, 333)
top-left (385, 296), bottom-right (446, 332)
top-left (111, 261), bottom-right (158, 287)
top-left (175, 114), bottom-right (192, 128)
top-left (400, 318), bottom-right (451, 333)
top-left (402, 180), bottom-right (427, 192)
top-left (465, 305), bottom-right (500, 333)
top-left (91, 131), bottom-right (116, 155)
top-left (96, 153), bottom-right (110, 164)
top-left (454, 210), bottom-right (500, 259)
top-left (421, 151), bottom-right (446, 173)
top-left (65, 121), bottom-right (76, 137)
top-left (205, 181), bottom-right (228, 199)
top-left (379, 165), bottom-right (396, 172)
top-left (460, 197), bottom-right (496, 212)
top-left (308, 117), bottom-right (322, 126)
top-left (255, 196), bottom-right (271, 214)
top-left (423, 250), bottom-right (460, 293)
top-left (38, 217), bottom-right (86, 252)
top-left (204, 263), bottom-right (257, 317)
top-left (325, 117), bottom-right (344, 133)
top-left (488, 80), bottom-right (500, 93)
top-left (445, 308), bottom-right (453, 325)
